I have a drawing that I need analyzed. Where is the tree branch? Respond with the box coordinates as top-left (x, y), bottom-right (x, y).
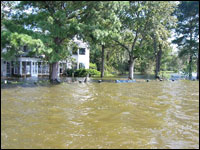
top-left (139, 38), bottom-right (144, 48)
top-left (131, 29), bottom-right (139, 51)
top-left (44, 1), bottom-right (55, 14)
top-left (66, 10), bottom-right (85, 20)
top-left (133, 56), bottom-right (137, 60)
top-left (113, 39), bottom-right (130, 52)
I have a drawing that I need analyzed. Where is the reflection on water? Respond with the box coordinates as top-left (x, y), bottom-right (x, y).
top-left (1, 80), bottom-right (199, 149)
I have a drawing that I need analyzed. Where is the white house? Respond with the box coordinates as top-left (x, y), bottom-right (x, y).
top-left (71, 37), bottom-right (90, 69)
top-left (1, 37), bottom-right (90, 77)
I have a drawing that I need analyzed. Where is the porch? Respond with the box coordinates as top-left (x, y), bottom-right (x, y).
top-left (1, 57), bottom-right (69, 78)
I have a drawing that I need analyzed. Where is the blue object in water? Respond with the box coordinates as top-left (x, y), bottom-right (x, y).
top-left (115, 79), bottom-right (136, 83)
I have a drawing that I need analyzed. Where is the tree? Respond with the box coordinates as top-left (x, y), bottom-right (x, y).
top-left (1, 1), bottom-right (17, 28)
top-left (141, 1), bottom-right (177, 78)
top-left (114, 1), bottom-right (176, 79)
top-left (134, 37), bottom-right (155, 74)
top-left (113, 1), bottom-right (149, 79)
top-left (2, 1), bottom-right (84, 82)
top-left (2, 1), bottom-right (129, 81)
top-left (79, 1), bottom-right (127, 78)
top-left (3, 1), bottom-right (108, 82)
top-left (173, 1), bottom-right (199, 80)
top-left (1, 2), bottom-right (47, 69)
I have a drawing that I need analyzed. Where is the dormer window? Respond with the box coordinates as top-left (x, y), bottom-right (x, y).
top-left (79, 48), bottom-right (85, 55)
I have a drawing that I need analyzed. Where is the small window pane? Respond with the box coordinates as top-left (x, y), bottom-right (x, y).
top-left (79, 48), bottom-right (85, 55)
top-left (79, 63), bottom-right (85, 69)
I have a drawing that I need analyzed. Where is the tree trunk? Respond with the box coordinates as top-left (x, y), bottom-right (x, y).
top-left (188, 29), bottom-right (193, 80)
top-left (155, 44), bottom-right (162, 78)
top-left (155, 55), bottom-right (159, 78)
top-left (49, 63), bottom-right (52, 80)
top-left (188, 54), bottom-right (192, 80)
top-left (197, 49), bottom-right (199, 80)
top-left (101, 44), bottom-right (105, 78)
top-left (129, 60), bottom-right (134, 80)
top-left (153, 34), bottom-right (158, 78)
top-left (50, 62), bottom-right (59, 83)
top-left (128, 56), bottom-right (135, 80)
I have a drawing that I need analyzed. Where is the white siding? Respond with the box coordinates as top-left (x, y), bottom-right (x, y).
top-left (72, 37), bottom-right (90, 69)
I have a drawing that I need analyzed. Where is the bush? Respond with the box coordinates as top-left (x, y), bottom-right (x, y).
top-left (104, 71), bottom-right (115, 77)
top-left (159, 71), bottom-right (171, 79)
top-left (65, 69), bottom-right (74, 76)
top-left (65, 68), bottom-right (100, 77)
top-left (89, 63), bottom-right (97, 70)
top-left (74, 68), bottom-right (87, 77)
top-left (87, 69), bottom-right (100, 77)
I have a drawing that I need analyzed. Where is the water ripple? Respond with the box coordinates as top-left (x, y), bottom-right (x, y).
top-left (1, 81), bottom-right (199, 149)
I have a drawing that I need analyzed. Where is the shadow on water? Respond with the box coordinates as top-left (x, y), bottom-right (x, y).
top-left (1, 77), bottom-right (54, 89)
top-left (1, 76), bottom-right (106, 89)
top-left (0, 77), bottom-right (151, 89)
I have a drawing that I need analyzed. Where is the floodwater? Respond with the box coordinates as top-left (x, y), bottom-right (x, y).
top-left (1, 80), bottom-right (199, 149)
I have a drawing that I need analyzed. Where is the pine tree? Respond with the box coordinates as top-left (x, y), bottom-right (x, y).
top-left (173, 1), bottom-right (199, 80)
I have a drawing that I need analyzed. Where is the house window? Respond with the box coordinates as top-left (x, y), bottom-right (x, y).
top-left (35, 62), bottom-right (38, 73)
top-left (33, 62), bottom-right (35, 74)
top-left (26, 62), bottom-right (31, 74)
top-left (42, 63), bottom-right (49, 74)
top-left (42, 63), bottom-right (46, 74)
top-left (22, 62), bottom-right (26, 74)
top-left (23, 46), bottom-right (28, 52)
top-left (38, 62), bottom-right (42, 73)
top-left (72, 62), bottom-right (77, 70)
top-left (79, 63), bottom-right (85, 69)
top-left (79, 48), bottom-right (85, 55)
top-left (46, 64), bottom-right (49, 73)
top-left (14, 61), bottom-right (20, 74)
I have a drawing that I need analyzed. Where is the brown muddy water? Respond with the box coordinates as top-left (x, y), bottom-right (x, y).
top-left (1, 80), bottom-right (199, 149)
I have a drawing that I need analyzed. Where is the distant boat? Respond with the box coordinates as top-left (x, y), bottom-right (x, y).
top-left (115, 79), bottom-right (136, 83)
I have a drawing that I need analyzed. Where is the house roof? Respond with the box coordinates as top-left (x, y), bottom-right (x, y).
top-left (73, 36), bottom-right (89, 49)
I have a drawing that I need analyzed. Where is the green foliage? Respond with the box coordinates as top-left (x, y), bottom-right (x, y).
top-left (113, 1), bottom-right (177, 79)
top-left (74, 68), bottom-right (88, 77)
top-left (65, 69), bottom-right (74, 77)
top-left (173, 1), bottom-right (199, 78)
top-left (1, 31), bottom-right (45, 60)
top-left (87, 69), bottom-right (101, 77)
top-left (104, 71), bottom-right (115, 77)
top-left (159, 71), bottom-right (172, 79)
top-left (2, 1), bottom-right (92, 62)
top-left (65, 68), bottom-right (100, 77)
top-left (89, 63), bottom-right (97, 70)
top-left (1, 1), bottom-right (194, 79)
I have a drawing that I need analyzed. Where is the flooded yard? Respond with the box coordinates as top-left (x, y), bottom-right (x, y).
top-left (1, 80), bottom-right (199, 149)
